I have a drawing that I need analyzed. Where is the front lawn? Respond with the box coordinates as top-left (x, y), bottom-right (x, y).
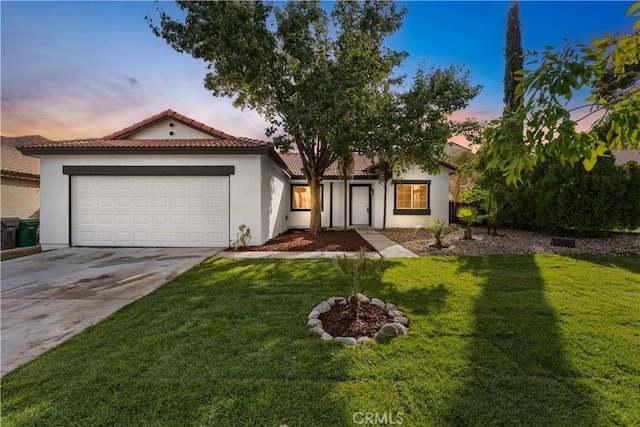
top-left (2, 255), bottom-right (639, 426)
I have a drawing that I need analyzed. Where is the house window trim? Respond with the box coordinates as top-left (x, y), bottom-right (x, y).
top-left (291, 183), bottom-right (324, 211)
top-left (393, 180), bottom-right (431, 215)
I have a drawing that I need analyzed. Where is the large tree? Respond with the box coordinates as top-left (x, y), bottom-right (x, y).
top-left (503, 1), bottom-right (523, 113)
top-left (366, 66), bottom-right (482, 229)
top-left (148, 1), bottom-right (406, 233)
top-left (486, 1), bottom-right (640, 185)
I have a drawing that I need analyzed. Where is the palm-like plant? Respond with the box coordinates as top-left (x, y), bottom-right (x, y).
top-left (331, 248), bottom-right (383, 320)
top-left (417, 216), bottom-right (453, 249)
top-left (457, 206), bottom-right (479, 240)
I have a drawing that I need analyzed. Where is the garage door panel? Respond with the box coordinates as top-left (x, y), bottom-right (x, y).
top-left (73, 176), bottom-right (229, 247)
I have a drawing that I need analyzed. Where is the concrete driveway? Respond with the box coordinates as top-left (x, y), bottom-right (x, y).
top-left (1, 247), bottom-right (219, 375)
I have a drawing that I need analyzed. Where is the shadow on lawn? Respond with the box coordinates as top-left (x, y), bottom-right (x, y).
top-left (444, 255), bottom-right (606, 425)
top-left (564, 253), bottom-right (640, 274)
top-left (1, 257), bottom-right (363, 426)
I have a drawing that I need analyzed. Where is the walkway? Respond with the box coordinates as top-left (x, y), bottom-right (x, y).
top-left (355, 228), bottom-right (418, 258)
top-left (218, 228), bottom-right (417, 259)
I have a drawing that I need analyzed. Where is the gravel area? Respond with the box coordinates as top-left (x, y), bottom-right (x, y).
top-left (378, 227), bottom-right (640, 257)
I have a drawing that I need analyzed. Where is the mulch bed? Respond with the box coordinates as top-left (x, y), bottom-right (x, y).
top-left (320, 301), bottom-right (393, 338)
top-left (232, 229), bottom-right (375, 252)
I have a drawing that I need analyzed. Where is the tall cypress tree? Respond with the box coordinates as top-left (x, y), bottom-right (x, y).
top-left (503, 1), bottom-right (523, 112)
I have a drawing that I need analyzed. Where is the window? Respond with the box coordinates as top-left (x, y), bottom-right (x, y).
top-left (291, 184), bottom-right (323, 211)
top-left (393, 180), bottom-right (430, 215)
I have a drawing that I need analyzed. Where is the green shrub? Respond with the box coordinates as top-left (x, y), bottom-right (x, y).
top-left (503, 155), bottom-right (640, 236)
top-left (416, 216), bottom-right (454, 249)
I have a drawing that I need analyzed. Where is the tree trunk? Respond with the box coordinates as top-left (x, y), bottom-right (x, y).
top-left (487, 183), bottom-right (495, 235)
top-left (343, 178), bottom-right (348, 230)
top-left (309, 175), bottom-right (322, 234)
top-left (382, 180), bottom-right (388, 230)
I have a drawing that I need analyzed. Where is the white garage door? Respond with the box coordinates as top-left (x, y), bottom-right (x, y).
top-left (72, 175), bottom-right (229, 247)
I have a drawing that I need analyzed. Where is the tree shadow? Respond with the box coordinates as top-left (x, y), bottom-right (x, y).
top-left (1, 257), bottom-right (361, 425)
top-left (563, 253), bottom-right (640, 274)
top-left (444, 255), bottom-right (608, 425)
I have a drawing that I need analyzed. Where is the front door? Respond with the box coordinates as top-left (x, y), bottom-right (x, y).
top-left (350, 184), bottom-right (371, 226)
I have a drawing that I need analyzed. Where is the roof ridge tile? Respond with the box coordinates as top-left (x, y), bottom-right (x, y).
top-left (103, 109), bottom-right (235, 140)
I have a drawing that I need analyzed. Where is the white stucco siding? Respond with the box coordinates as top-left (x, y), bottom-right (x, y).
top-left (260, 155), bottom-right (289, 243)
top-left (128, 118), bottom-right (220, 140)
top-left (285, 166), bottom-right (452, 230)
top-left (38, 153), bottom-right (268, 250)
top-left (376, 166), bottom-right (452, 228)
top-left (286, 180), bottom-right (332, 229)
top-left (39, 158), bottom-right (70, 250)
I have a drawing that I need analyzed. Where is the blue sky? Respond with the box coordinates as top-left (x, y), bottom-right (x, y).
top-left (1, 1), bottom-right (635, 143)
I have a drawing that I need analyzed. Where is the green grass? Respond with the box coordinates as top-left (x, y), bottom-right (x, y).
top-left (2, 255), bottom-right (639, 426)
top-left (0, 247), bottom-right (41, 261)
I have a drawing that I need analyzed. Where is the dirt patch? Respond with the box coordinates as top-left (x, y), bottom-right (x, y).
top-left (231, 229), bottom-right (375, 252)
top-left (320, 302), bottom-right (393, 338)
top-left (378, 227), bottom-right (640, 257)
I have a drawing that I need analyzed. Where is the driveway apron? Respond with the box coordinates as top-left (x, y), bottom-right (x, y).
top-left (1, 247), bottom-right (218, 375)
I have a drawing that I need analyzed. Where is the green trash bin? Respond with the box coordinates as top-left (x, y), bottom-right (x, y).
top-left (17, 219), bottom-right (39, 247)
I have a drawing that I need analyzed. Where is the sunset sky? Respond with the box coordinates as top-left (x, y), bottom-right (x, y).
top-left (1, 1), bottom-right (635, 145)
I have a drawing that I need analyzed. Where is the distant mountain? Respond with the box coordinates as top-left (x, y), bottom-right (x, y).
top-left (1, 135), bottom-right (52, 148)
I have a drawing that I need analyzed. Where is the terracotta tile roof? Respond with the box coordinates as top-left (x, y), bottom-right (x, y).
top-left (280, 152), bottom-right (456, 179)
top-left (612, 149), bottom-right (640, 166)
top-left (1, 147), bottom-right (40, 180)
top-left (103, 109), bottom-right (235, 140)
top-left (18, 138), bottom-right (271, 153)
top-left (279, 153), bottom-right (376, 179)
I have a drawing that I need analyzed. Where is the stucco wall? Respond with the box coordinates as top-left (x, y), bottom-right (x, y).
top-left (285, 166), bottom-right (453, 230)
top-left (260, 155), bottom-right (289, 243)
top-left (287, 180), bottom-right (332, 229)
top-left (1, 178), bottom-right (40, 219)
top-left (376, 166), bottom-right (452, 228)
top-left (128, 118), bottom-right (220, 140)
top-left (38, 153), bottom-right (271, 250)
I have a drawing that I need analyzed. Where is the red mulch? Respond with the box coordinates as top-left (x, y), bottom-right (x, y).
top-left (319, 301), bottom-right (393, 338)
top-left (233, 229), bottom-right (375, 252)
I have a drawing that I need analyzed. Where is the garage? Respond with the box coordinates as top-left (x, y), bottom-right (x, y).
top-left (17, 109), bottom-right (289, 250)
top-left (71, 174), bottom-right (229, 247)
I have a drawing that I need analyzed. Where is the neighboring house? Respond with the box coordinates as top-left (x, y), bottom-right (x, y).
top-left (612, 149), bottom-right (640, 166)
top-left (1, 135), bottom-right (50, 218)
top-left (19, 110), bottom-right (456, 250)
top-left (445, 141), bottom-right (472, 157)
top-left (445, 141), bottom-right (475, 203)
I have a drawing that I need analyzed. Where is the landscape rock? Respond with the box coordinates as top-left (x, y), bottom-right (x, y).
top-left (334, 297), bottom-right (347, 305)
top-left (334, 336), bottom-right (357, 346)
top-left (370, 298), bottom-right (386, 308)
top-left (306, 318), bottom-right (322, 328)
top-left (388, 309), bottom-right (405, 318)
top-left (313, 301), bottom-right (332, 314)
top-left (327, 297), bottom-right (345, 306)
top-left (321, 332), bottom-right (334, 341)
top-left (375, 322), bottom-right (408, 343)
top-left (393, 316), bottom-right (409, 326)
top-left (385, 303), bottom-right (397, 312)
top-left (307, 310), bottom-right (320, 320)
top-left (356, 336), bottom-right (371, 344)
top-left (391, 322), bottom-right (408, 335)
top-left (378, 227), bottom-right (640, 257)
top-left (310, 325), bottom-right (325, 336)
top-left (355, 293), bottom-right (370, 303)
